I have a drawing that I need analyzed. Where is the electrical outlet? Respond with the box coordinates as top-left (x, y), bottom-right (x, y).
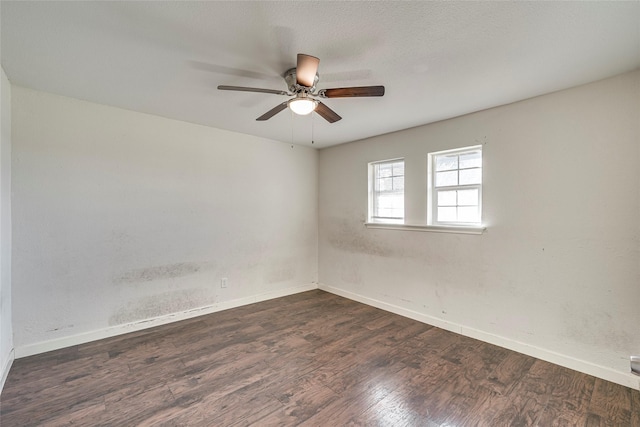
top-left (220, 278), bottom-right (228, 288)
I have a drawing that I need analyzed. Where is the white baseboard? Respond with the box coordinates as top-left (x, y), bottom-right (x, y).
top-left (318, 283), bottom-right (640, 391)
top-left (15, 283), bottom-right (318, 359)
top-left (14, 282), bottom-right (639, 391)
top-left (1, 348), bottom-right (15, 393)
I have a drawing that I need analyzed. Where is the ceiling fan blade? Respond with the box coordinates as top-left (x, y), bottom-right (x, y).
top-left (256, 102), bottom-right (288, 121)
top-left (218, 85), bottom-right (289, 96)
top-left (296, 54), bottom-right (320, 87)
top-left (321, 85), bottom-right (385, 98)
top-left (315, 102), bottom-right (342, 123)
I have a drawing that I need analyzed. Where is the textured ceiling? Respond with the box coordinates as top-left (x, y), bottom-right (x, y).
top-left (2, 1), bottom-right (639, 148)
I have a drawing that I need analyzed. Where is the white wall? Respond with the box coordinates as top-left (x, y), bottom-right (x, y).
top-left (319, 70), bottom-right (640, 389)
top-left (1, 68), bottom-right (14, 391)
top-left (11, 87), bottom-right (318, 355)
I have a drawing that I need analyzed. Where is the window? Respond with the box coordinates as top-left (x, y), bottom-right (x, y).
top-left (369, 159), bottom-right (404, 223)
top-left (429, 146), bottom-right (482, 225)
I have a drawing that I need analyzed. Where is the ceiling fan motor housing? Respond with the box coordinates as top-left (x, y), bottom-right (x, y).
top-left (284, 68), bottom-right (319, 93)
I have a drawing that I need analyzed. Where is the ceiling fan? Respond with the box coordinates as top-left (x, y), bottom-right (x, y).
top-left (218, 54), bottom-right (385, 123)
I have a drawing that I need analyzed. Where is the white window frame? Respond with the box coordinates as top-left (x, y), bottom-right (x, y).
top-left (368, 158), bottom-right (404, 224)
top-left (428, 146), bottom-right (482, 226)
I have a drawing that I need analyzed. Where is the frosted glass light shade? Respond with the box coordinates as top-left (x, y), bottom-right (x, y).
top-left (288, 98), bottom-right (317, 115)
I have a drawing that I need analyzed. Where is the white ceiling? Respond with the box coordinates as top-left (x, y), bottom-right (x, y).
top-left (2, 1), bottom-right (639, 148)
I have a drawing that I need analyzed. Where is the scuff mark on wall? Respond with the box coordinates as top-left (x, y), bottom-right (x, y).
top-left (113, 262), bottom-right (212, 284)
top-left (46, 324), bottom-right (74, 333)
top-left (108, 288), bottom-right (216, 325)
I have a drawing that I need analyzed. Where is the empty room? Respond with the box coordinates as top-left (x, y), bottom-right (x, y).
top-left (1, 1), bottom-right (639, 425)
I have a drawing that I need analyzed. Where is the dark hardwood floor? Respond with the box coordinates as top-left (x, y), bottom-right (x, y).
top-left (1, 290), bottom-right (638, 426)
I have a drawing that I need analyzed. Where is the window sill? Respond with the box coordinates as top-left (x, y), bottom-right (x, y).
top-left (364, 222), bottom-right (486, 235)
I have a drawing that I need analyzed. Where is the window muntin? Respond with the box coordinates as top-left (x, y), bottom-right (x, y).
top-left (369, 159), bottom-right (404, 223)
top-left (430, 147), bottom-right (482, 225)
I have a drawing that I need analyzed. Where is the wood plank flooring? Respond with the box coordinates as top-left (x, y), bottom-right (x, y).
top-left (1, 290), bottom-right (638, 426)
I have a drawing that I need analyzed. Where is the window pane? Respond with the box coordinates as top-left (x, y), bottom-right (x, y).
top-left (376, 208), bottom-right (392, 217)
top-left (377, 194), bottom-right (402, 208)
top-left (393, 162), bottom-right (405, 176)
top-left (393, 176), bottom-right (404, 191)
top-left (375, 194), bottom-right (403, 218)
top-left (390, 195), bottom-right (404, 212)
top-left (459, 168), bottom-right (481, 185)
top-left (459, 151), bottom-right (481, 169)
top-left (437, 190), bottom-right (456, 206)
top-left (436, 155), bottom-right (458, 171)
top-left (377, 196), bottom-right (393, 209)
top-left (458, 206), bottom-right (479, 223)
top-left (436, 170), bottom-right (458, 187)
top-left (437, 207), bottom-right (456, 222)
top-left (378, 177), bottom-right (393, 191)
top-left (377, 163), bottom-right (393, 178)
top-left (457, 189), bottom-right (479, 206)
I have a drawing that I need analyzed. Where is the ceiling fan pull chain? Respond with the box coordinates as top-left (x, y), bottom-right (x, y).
top-left (312, 112), bottom-right (315, 145)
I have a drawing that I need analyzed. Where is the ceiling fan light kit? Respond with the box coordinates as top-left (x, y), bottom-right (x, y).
top-left (288, 96), bottom-right (317, 116)
top-left (218, 53), bottom-right (385, 124)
